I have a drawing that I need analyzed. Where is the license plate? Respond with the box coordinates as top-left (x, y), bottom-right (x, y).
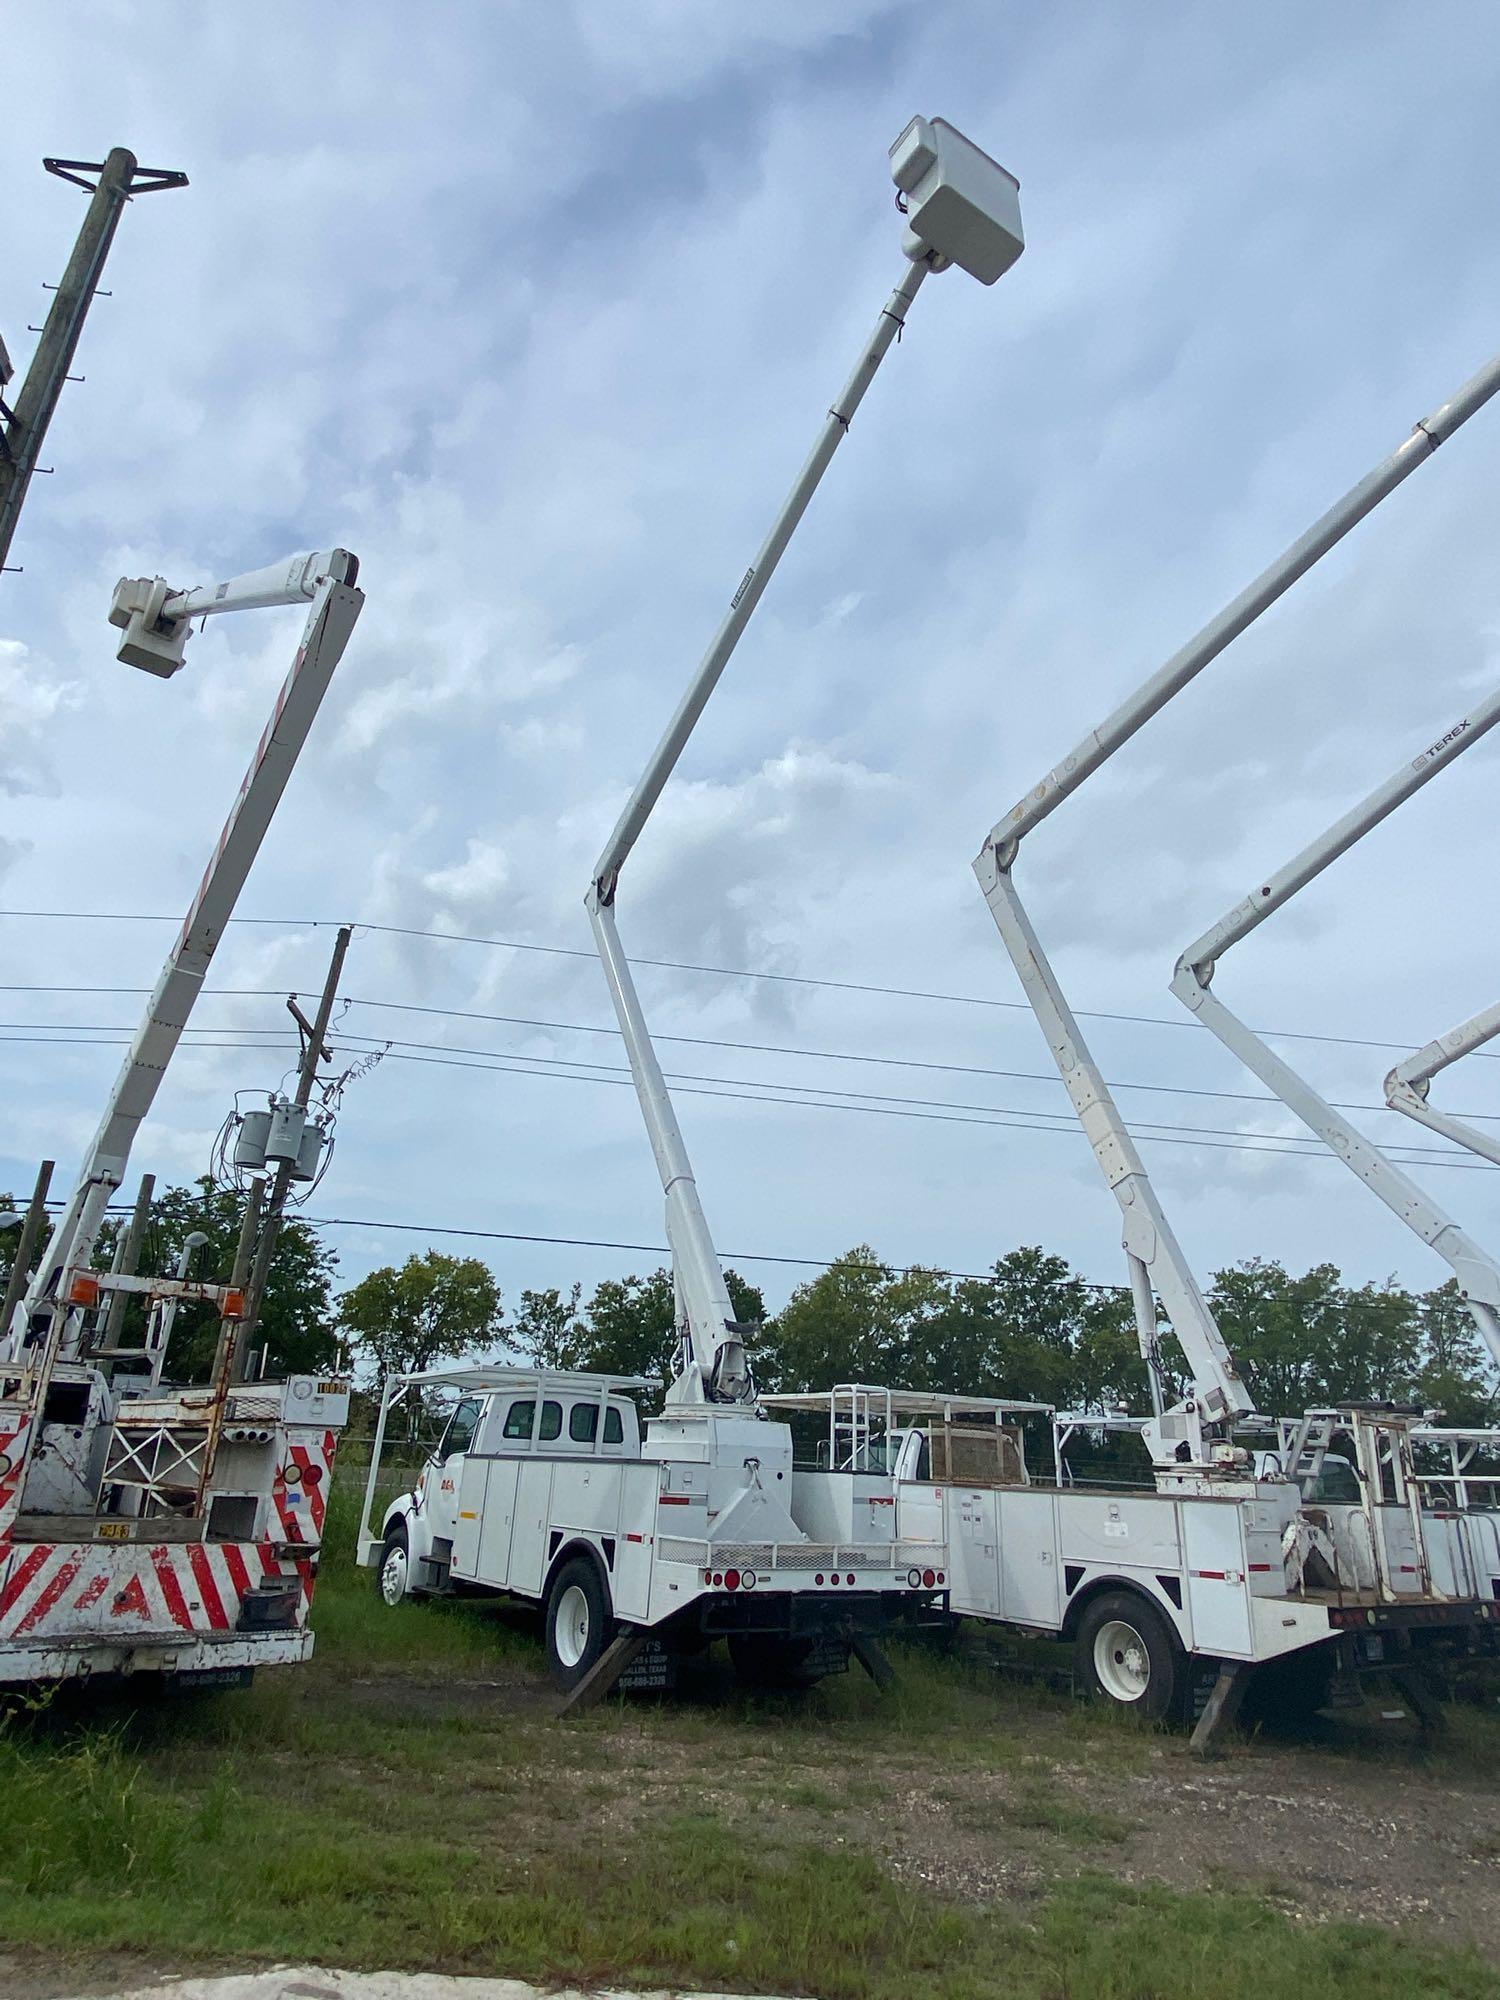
top-left (94, 1521), bottom-right (131, 1542)
top-left (175, 1666), bottom-right (254, 1690)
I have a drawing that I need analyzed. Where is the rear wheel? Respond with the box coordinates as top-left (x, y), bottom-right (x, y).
top-left (545, 1556), bottom-right (612, 1691)
top-left (1075, 1590), bottom-right (1185, 1722)
top-left (376, 1522), bottom-right (410, 1607)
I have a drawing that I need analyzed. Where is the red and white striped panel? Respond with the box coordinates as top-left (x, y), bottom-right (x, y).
top-left (271, 1427), bottom-right (338, 1548)
top-left (0, 1539), bottom-right (300, 1644)
top-left (0, 1415), bottom-right (34, 1543)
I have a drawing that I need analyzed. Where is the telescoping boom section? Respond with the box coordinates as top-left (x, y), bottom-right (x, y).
top-left (972, 348), bottom-right (1500, 1480)
top-left (587, 117), bottom-right (1024, 1435)
top-left (1172, 681), bottom-right (1500, 1369)
top-left (1385, 1001), bottom-right (1500, 1169)
top-left (0, 549), bottom-right (360, 1687)
top-left (11, 549), bottom-right (362, 1362)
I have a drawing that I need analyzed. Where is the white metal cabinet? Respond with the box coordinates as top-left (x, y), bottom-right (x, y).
top-left (451, 1458), bottom-right (488, 1577)
top-left (1182, 1502), bottom-right (1252, 1655)
top-left (509, 1462), bottom-right (554, 1596)
top-left (948, 1489), bottom-right (1001, 1618)
top-left (1058, 1493), bottom-right (1181, 1571)
top-left (998, 1489), bottom-right (1061, 1629)
top-left (473, 1459), bottom-right (521, 1586)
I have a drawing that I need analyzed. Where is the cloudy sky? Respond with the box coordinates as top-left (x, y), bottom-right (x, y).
top-left (3, 1), bottom-right (1500, 1339)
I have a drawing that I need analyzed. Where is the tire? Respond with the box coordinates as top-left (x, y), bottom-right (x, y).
top-left (728, 1632), bottom-right (826, 1690)
top-left (1075, 1589), bottom-right (1185, 1723)
top-left (545, 1556), bottom-right (612, 1692)
top-left (376, 1521), bottom-right (411, 1607)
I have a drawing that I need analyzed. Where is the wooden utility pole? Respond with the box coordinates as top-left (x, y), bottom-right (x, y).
top-left (235, 926), bottom-right (351, 1379)
top-left (97, 1172), bottom-right (155, 1353)
top-left (0, 150), bottom-right (187, 577)
top-left (0, 1160), bottom-right (53, 1345)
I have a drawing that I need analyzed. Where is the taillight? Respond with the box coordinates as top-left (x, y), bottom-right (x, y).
top-left (907, 1567), bottom-right (922, 1588)
top-left (711, 1571), bottom-right (724, 1587)
top-left (936, 1570), bottom-right (945, 1585)
top-left (724, 1568), bottom-right (741, 1592)
top-left (742, 1570), bottom-right (757, 1591)
top-left (922, 1568), bottom-right (936, 1588)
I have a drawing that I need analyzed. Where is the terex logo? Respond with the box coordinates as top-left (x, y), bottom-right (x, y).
top-left (1413, 718), bottom-right (1470, 768)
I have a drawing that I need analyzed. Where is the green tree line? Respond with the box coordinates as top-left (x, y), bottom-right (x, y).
top-left (340, 1241), bottom-right (1498, 1428)
top-left (5, 1182), bottom-right (1492, 1425)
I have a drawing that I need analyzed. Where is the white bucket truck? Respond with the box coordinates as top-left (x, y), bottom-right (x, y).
top-left (357, 116), bottom-right (1027, 1706)
top-left (0, 549), bottom-right (360, 1686)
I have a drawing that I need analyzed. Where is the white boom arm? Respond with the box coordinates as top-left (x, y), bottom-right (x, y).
top-left (1386, 1002), bottom-right (1500, 1168)
top-left (587, 118), bottom-right (1025, 1407)
top-left (972, 349), bottom-right (1500, 1469)
top-left (1172, 688), bottom-right (1500, 1368)
top-left (7, 548), bottom-right (362, 1361)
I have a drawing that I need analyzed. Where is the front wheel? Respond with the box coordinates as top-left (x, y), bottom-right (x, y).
top-left (545, 1556), bottom-right (612, 1691)
top-left (376, 1522), bottom-right (411, 1607)
top-left (1075, 1590), bottom-right (1185, 1722)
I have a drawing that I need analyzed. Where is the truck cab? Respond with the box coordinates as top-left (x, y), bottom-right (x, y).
top-left (374, 1372), bottom-right (642, 1601)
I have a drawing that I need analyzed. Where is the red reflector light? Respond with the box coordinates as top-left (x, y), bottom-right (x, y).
top-left (724, 1568), bottom-right (741, 1592)
top-left (814, 1573), bottom-right (825, 1586)
top-left (301, 1465), bottom-right (323, 1486)
top-left (703, 1569), bottom-right (713, 1585)
top-left (828, 1572), bottom-right (839, 1586)
top-left (712, 1571), bottom-right (724, 1587)
top-left (845, 1573), bottom-right (855, 1586)
top-left (936, 1571), bottom-right (945, 1585)
top-left (922, 1568), bottom-right (936, 1589)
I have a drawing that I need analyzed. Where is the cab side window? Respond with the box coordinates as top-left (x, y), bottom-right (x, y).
top-left (605, 1407), bottom-right (624, 1445)
top-left (569, 1403), bottom-right (599, 1443)
top-left (502, 1398), bottom-right (536, 1440)
top-left (539, 1399), bottom-right (563, 1442)
top-left (439, 1397), bottom-right (481, 1459)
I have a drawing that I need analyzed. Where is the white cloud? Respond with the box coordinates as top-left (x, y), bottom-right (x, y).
top-left (2, 0), bottom-right (1499, 1332)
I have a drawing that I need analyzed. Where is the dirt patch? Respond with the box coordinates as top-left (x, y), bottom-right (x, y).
top-left (857, 1727), bottom-right (1500, 1951)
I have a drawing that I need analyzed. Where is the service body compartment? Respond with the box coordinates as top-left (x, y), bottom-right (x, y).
top-left (998, 1488), bottom-right (1062, 1628)
top-left (1057, 1492), bottom-right (1182, 1572)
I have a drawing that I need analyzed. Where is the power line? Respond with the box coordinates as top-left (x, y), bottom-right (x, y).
top-left (1, 1019), bottom-right (1491, 1172)
top-left (301, 1213), bottom-right (1128, 1289)
top-left (0, 906), bottom-right (1485, 1061)
top-left (5, 982), bottom-right (1499, 1131)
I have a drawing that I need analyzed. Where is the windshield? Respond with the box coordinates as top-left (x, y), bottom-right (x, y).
top-left (1306, 1456), bottom-right (1362, 1504)
top-left (844, 1438), bottom-right (898, 1475)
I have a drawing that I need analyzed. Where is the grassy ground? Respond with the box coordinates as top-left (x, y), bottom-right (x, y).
top-left (0, 1484), bottom-right (1496, 1999)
